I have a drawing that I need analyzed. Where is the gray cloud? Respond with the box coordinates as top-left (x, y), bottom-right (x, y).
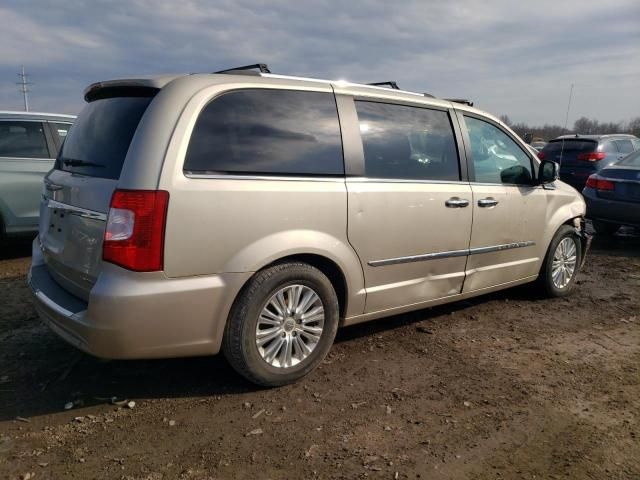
top-left (1, 0), bottom-right (639, 125)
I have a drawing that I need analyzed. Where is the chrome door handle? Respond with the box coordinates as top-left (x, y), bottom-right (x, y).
top-left (445, 197), bottom-right (470, 208)
top-left (478, 198), bottom-right (499, 208)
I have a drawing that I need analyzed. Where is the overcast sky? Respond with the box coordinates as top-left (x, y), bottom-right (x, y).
top-left (1, 0), bottom-right (639, 125)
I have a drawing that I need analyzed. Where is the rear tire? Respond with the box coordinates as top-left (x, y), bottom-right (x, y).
top-left (538, 225), bottom-right (582, 298)
top-left (223, 262), bottom-right (339, 387)
top-left (592, 220), bottom-right (619, 236)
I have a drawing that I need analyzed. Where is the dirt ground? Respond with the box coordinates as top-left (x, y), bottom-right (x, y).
top-left (0, 230), bottom-right (638, 480)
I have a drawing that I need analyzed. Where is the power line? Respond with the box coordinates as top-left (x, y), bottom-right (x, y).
top-left (16, 65), bottom-right (32, 112)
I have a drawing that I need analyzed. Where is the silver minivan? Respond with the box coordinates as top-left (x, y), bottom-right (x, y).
top-left (0, 111), bottom-right (74, 239)
top-left (29, 66), bottom-right (590, 386)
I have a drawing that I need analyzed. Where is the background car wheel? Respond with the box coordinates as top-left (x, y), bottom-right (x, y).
top-left (539, 225), bottom-right (582, 298)
top-left (223, 262), bottom-right (339, 387)
top-left (592, 220), bottom-right (619, 236)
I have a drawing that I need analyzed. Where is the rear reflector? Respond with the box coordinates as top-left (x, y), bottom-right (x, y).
top-left (577, 152), bottom-right (606, 161)
top-left (103, 190), bottom-right (169, 272)
top-left (585, 175), bottom-right (615, 191)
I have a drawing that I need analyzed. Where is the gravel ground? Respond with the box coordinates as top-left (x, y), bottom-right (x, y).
top-left (0, 231), bottom-right (638, 479)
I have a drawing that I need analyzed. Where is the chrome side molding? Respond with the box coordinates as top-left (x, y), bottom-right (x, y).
top-left (368, 241), bottom-right (536, 267)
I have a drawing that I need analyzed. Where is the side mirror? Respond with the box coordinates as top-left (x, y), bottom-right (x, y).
top-left (538, 160), bottom-right (559, 184)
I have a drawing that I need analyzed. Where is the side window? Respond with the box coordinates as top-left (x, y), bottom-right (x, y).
top-left (602, 141), bottom-right (618, 153)
top-left (464, 116), bottom-right (533, 185)
top-left (0, 121), bottom-right (50, 159)
top-left (355, 101), bottom-right (460, 181)
top-left (184, 89), bottom-right (343, 175)
top-left (52, 122), bottom-right (72, 143)
top-left (614, 139), bottom-right (634, 154)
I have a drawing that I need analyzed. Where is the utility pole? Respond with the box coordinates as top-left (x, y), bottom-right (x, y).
top-left (16, 66), bottom-right (32, 112)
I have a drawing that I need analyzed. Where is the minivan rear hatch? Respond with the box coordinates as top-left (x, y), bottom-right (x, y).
top-left (39, 87), bottom-right (157, 300)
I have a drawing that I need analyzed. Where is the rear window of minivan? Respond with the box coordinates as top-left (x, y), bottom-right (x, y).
top-left (57, 95), bottom-right (154, 179)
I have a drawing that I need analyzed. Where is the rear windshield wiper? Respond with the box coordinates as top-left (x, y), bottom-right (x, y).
top-left (62, 158), bottom-right (105, 168)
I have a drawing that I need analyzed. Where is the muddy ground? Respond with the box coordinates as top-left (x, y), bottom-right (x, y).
top-left (0, 230), bottom-right (638, 480)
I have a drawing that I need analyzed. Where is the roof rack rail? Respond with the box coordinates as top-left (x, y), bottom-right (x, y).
top-left (445, 98), bottom-right (474, 107)
top-left (214, 63), bottom-right (272, 76)
top-left (368, 81), bottom-right (400, 90)
top-left (423, 93), bottom-right (435, 98)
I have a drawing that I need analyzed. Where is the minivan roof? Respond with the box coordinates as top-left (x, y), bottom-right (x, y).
top-left (83, 71), bottom-right (498, 123)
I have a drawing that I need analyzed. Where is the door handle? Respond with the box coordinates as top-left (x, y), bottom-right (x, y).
top-left (478, 197), bottom-right (498, 208)
top-left (445, 197), bottom-right (470, 208)
top-left (478, 197), bottom-right (499, 208)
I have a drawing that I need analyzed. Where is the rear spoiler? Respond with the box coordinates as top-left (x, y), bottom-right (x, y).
top-left (83, 77), bottom-right (178, 102)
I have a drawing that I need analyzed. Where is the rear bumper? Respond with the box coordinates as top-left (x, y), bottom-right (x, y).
top-left (583, 188), bottom-right (640, 227)
top-left (29, 238), bottom-right (252, 359)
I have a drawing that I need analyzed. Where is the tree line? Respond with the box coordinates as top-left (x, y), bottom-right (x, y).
top-left (498, 115), bottom-right (640, 142)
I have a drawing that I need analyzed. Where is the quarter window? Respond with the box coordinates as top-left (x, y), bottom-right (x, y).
top-left (184, 89), bottom-right (343, 175)
top-left (0, 121), bottom-right (50, 159)
top-left (355, 101), bottom-right (460, 181)
top-left (464, 116), bottom-right (533, 185)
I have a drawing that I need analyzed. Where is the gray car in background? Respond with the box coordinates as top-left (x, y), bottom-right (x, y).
top-left (0, 111), bottom-right (75, 239)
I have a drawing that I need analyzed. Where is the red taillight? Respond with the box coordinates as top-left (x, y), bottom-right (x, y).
top-left (103, 190), bottom-right (169, 272)
top-left (585, 175), bottom-right (615, 191)
top-left (577, 152), bottom-right (606, 162)
top-left (537, 151), bottom-right (545, 160)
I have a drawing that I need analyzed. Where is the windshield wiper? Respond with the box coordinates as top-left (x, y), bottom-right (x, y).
top-left (62, 158), bottom-right (105, 168)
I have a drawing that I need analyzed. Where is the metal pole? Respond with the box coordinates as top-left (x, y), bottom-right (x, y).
top-left (17, 66), bottom-right (31, 112)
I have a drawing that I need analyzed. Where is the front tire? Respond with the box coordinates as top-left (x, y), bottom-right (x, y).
top-left (539, 225), bottom-right (582, 297)
top-left (223, 262), bottom-right (339, 387)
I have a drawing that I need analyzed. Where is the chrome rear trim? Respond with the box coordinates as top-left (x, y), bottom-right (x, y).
top-left (47, 199), bottom-right (107, 221)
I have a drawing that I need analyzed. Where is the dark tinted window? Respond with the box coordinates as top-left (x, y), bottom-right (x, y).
top-left (464, 116), bottom-right (533, 185)
top-left (614, 139), bottom-right (634, 154)
top-left (185, 89), bottom-right (343, 175)
top-left (0, 121), bottom-right (49, 158)
top-left (58, 96), bottom-right (154, 179)
top-left (355, 101), bottom-right (459, 181)
top-left (542, 139), bottom-right (597, 154)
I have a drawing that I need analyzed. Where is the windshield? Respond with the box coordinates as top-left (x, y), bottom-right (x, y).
top-left (543, 139), bottom-right (597, 153)
top-left (57, 96), bottom-right (154, 179)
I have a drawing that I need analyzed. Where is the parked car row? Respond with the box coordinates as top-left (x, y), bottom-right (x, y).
top-left (536, 134), bottom-right (640, 233)
top-left (0, 111), bottom-right (75, 240)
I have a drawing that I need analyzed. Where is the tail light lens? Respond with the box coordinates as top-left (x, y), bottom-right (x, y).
top-left (537, 151), bottom-right (545, 160)
top-left (577, 152), bottom-right (606, 161)
top-left (103, 190), bottom-right (169, 271)
top-left (585, 175), bottom-right (615, 191)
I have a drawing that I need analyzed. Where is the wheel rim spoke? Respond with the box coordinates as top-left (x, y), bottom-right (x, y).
top-left (551, 238), bottom-right (578, 289)
top-left (256, 284), bottom-right (325, 369)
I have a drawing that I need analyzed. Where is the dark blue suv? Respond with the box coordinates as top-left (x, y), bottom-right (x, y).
top-left (538, 134), bottom-right (640, 191)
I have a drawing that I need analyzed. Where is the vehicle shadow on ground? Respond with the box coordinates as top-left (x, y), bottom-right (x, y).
top-left (0, 237), bottom-right (34, 261)
top-left (588, 229), bottom-right (640, 258)
top-left (0, 282), bottom-right (536, 422)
